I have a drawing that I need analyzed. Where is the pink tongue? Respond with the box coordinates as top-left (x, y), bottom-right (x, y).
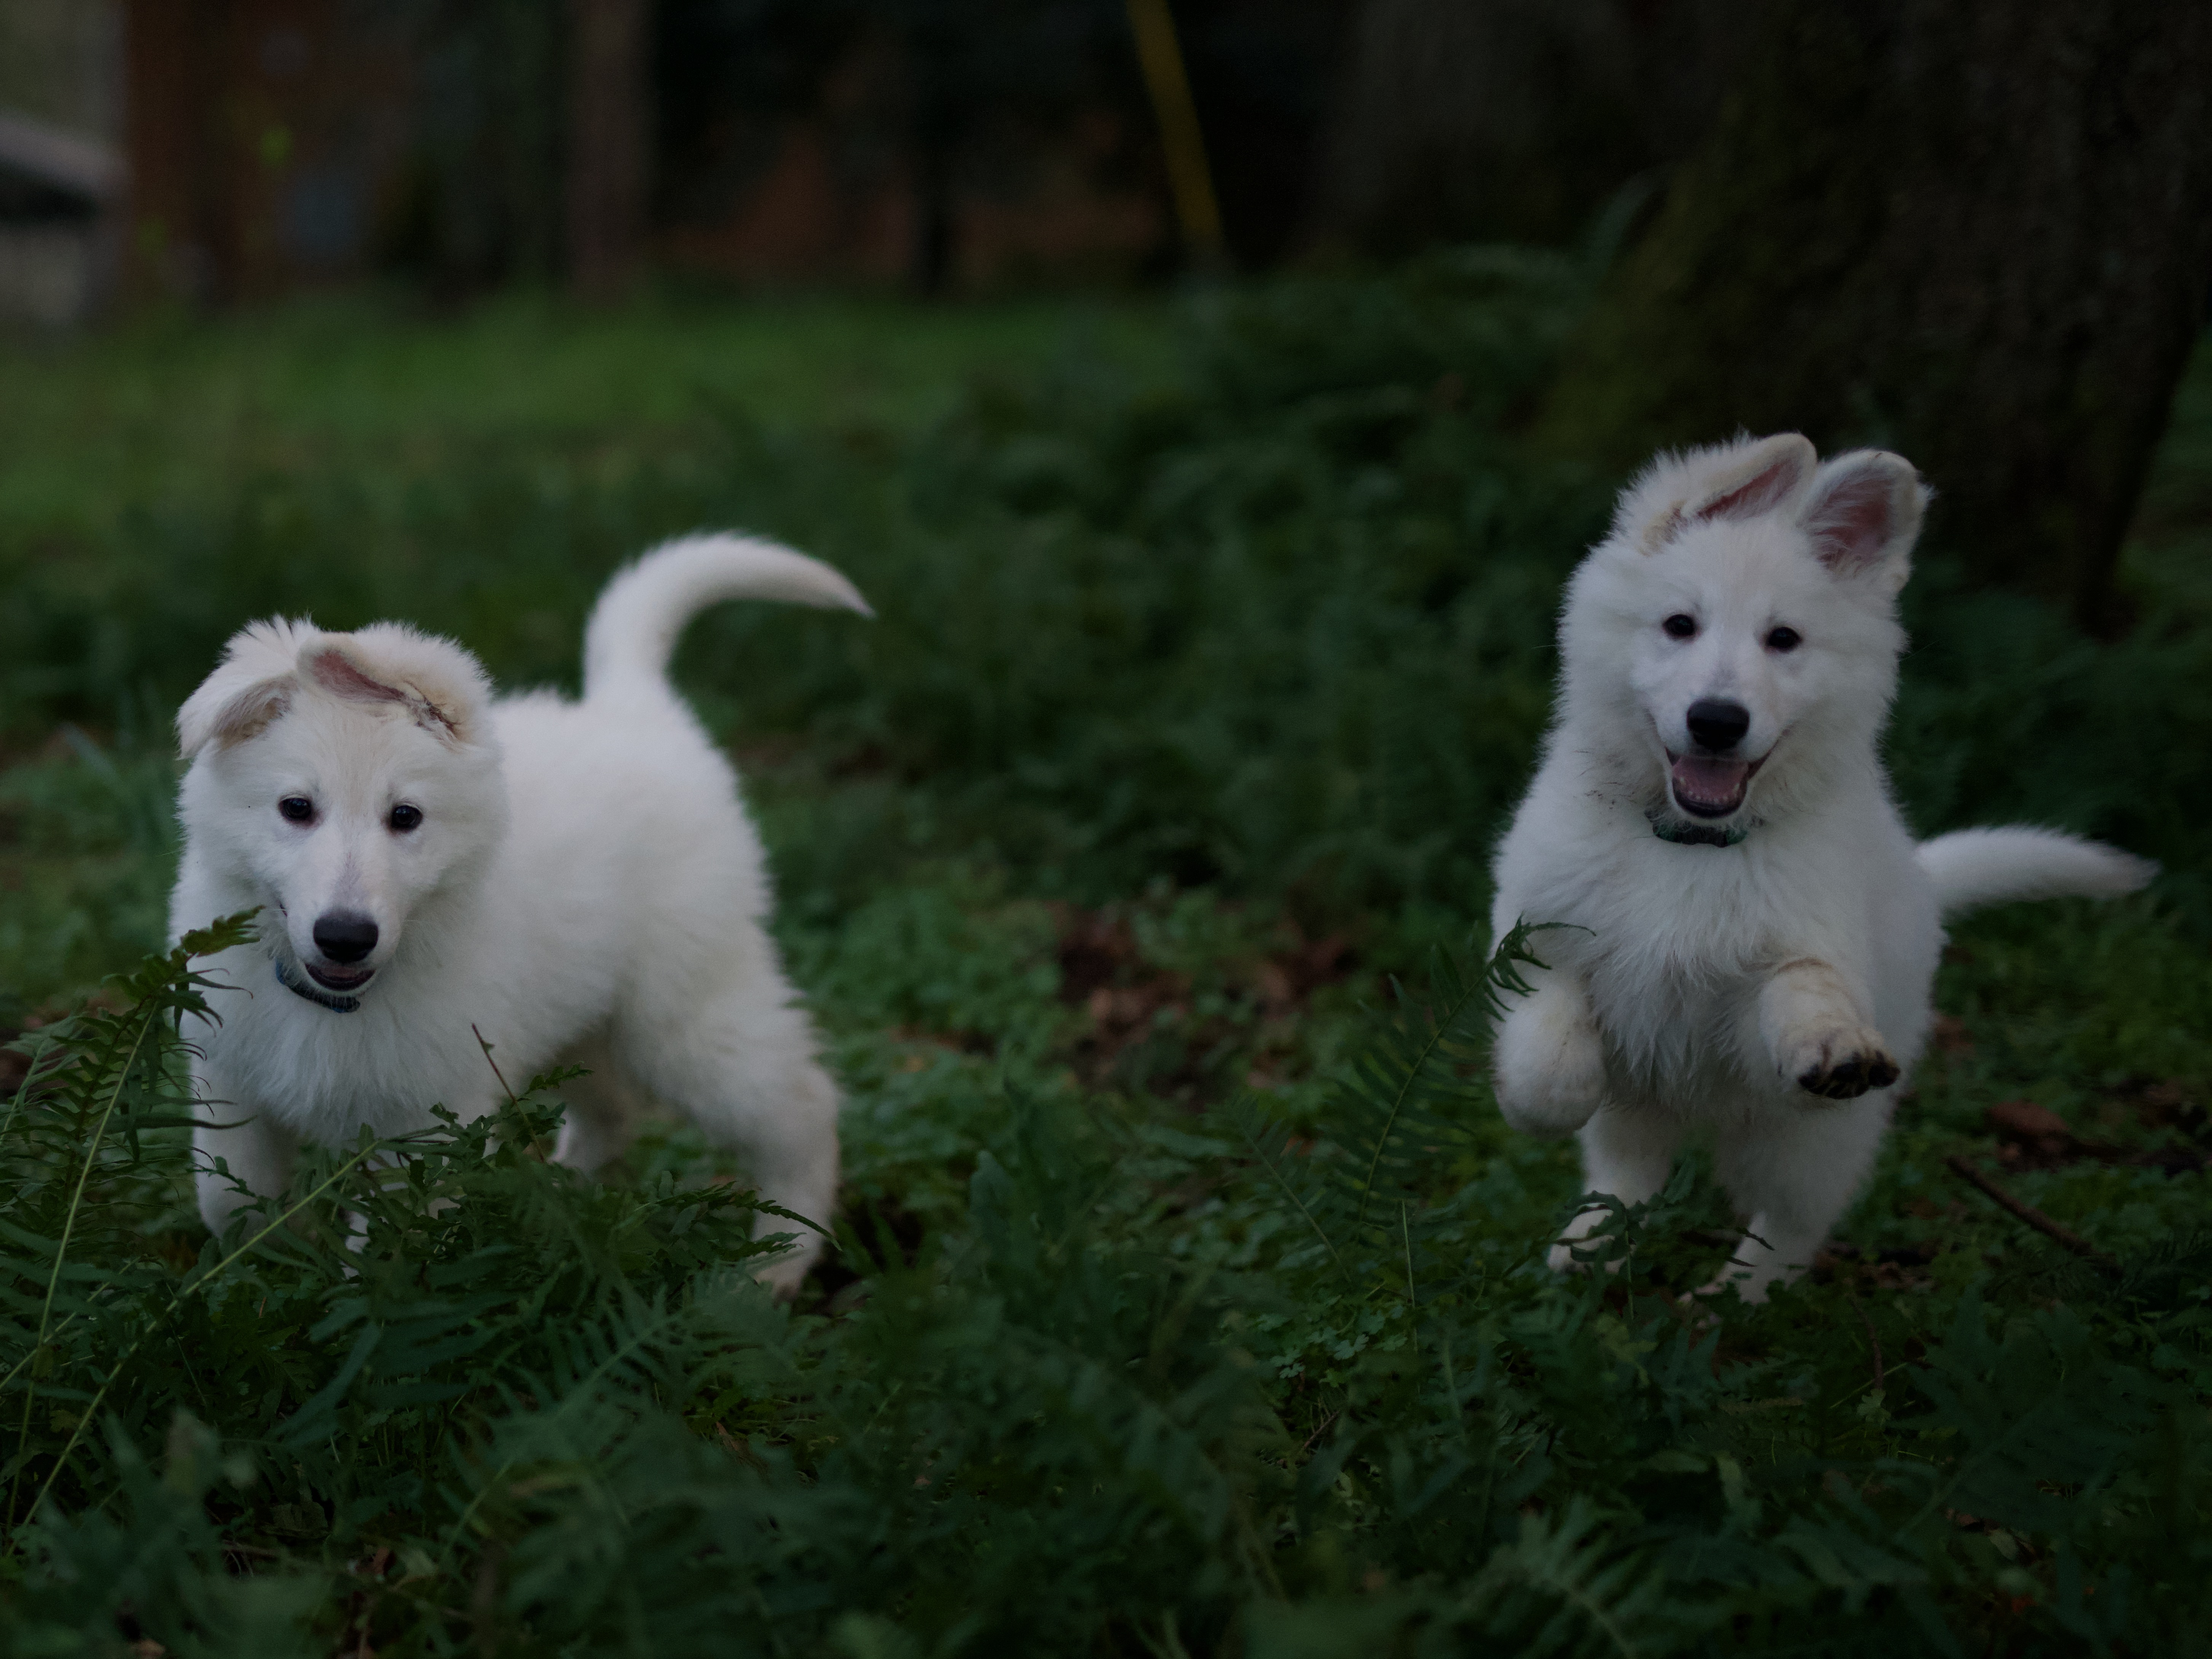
top-left (1670, 755), bottom-right (1749, 815)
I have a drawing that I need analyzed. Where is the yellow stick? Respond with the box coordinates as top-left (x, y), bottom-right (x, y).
top-left (1125, 0), bottom-right (1226, 266)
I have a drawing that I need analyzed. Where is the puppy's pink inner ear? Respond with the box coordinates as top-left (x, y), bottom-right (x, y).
top-left (1696, 452), bottom-right (1809, 524)
top-left (1806, 469), bottom-right (1902, 574)
top-left (306, 649), bottom-right (407, 705)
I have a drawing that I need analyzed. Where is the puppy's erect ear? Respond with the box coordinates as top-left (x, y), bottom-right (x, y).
top-left (176, 618), bottom-right (312, 759)
top-left (1623, 432), bottom-right (1818, 552)
top-left (1681, 432), bottom-right (1818, 528)
top-left (1801, 450), bottom-right (1926, 590)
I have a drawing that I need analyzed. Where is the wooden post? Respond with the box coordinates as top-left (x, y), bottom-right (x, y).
top-left (122, 0), bottom-right (230, 304)
top-left (566, 0), bottom-right (649, 299)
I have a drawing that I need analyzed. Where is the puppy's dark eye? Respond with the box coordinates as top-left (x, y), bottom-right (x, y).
top-left (1662, 613), bottom-right (1698, 639)
top-left (278, 796), bottom-right (314, 823)
top-left (1765, 626), bottom-right (1803, 652)
top-left (389, 804), bottom-right (424, 833)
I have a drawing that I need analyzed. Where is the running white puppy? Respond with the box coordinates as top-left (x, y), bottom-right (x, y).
top-left (169, 534), bottom-right (868, 1295)
top-left (1489, 433), bottom-right (2153, 1302)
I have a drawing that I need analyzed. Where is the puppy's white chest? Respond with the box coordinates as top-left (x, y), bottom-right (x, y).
top-left (1582, 939), bottom-right (1759, 1102)
top-left (203, 962), bottom-right (502, 1141)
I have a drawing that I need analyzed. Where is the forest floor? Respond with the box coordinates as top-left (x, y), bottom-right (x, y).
top-left (0, 267), bottom-right (2206, 1655)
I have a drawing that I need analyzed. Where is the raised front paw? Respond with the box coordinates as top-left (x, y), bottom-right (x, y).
top-left (1782, 1024), bottom-right (1899, 1100)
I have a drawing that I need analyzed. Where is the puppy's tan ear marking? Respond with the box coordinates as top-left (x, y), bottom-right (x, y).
top-left (405, 694), bottom-right (460, 741)
top-left (1640, 503), bottom-right (1684, 552)
top-left (1803, 451), bottom-right (1926, 588)
top-left (177, 618), bottom-right (315, 759)
top-left (178, 676), bottom-right (293, 758)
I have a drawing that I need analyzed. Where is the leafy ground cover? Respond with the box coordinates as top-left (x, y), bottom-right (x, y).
top-left (0, 260), bottom-right (2207, 1655)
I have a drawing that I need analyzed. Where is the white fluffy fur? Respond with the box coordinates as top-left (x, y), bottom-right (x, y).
top-left (170, 532), bottom-right (870, 1295)
top-left (1490, 434), bottom-right (2154, 1302)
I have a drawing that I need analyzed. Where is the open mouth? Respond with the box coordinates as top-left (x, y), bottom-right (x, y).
top-left (305, 963), bottom-right (376, 992)
top-left (1666, 751), bottom-right (1766, 819)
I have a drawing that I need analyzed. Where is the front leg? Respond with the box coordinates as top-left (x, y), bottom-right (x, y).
top-left (1494, 961), bottom-right (1608, 1138)
top-left (193, 1067), bottom-right (300, 1240)
top-left (1757, 958), bottom-right (1898, 1101)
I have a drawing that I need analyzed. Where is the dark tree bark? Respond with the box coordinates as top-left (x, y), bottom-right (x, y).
top-left (907, 4), bottom-right (959, 299)
top-left (1537, 2), bottom-right (2212, 629)
top-left (1319, 0), bottom-right (1740, 252)
top-left (567, 0), bottom-right (649, 299)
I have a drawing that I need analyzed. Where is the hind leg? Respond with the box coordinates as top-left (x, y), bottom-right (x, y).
top-left (615, 976), bottom-right (839, 1299)
top-left (1708, 1094), bottom-right (1891, 1303)
top-left (1550, 1103), bottom-right (1685, 1275)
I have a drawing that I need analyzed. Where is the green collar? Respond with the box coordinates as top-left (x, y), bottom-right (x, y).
top-left (1647, 809), bottom-right (1751, 848)
top-left (275, 957), bottom-right (364, 1013)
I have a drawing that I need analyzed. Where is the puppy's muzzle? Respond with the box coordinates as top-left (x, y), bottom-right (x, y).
top-left (1670, 699), bottom-right (1759, 819)
top-left (313, 911), bottom-right (379, 963)
top-left (307, 910), bottom-right (381, 991)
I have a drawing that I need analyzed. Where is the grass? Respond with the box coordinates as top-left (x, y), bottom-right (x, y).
top-left (0, 289), bottom-right (1177, 527)
top-left (0, 260), bottom-right (2206, 1654)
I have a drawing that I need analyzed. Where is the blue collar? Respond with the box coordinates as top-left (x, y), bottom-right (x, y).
top-left (274, 958), bottom-right (363, 1013)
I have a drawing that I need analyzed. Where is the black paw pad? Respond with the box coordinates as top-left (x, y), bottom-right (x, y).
top-left (1818, 1059), bottom-right (1867, 1098)
top-left (1797, 1051), bottom-right (1899, 1101)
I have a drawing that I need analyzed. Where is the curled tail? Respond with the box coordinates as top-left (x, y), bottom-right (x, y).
top-left (582, 533), bottom-right (871, 701)
top-left (1916, 826), bottom-right (2156, 917)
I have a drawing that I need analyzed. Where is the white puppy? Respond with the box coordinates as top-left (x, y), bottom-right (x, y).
top-left (1489, 433), bottom-right (2153, 1301)
top-left (169, 534), bottom-right (868, 1295)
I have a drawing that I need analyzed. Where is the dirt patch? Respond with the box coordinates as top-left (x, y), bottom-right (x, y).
top-left (1051, 904), bottom-right (1357, 1101)
top-left (2100, 1075), bottom-right (2209, 1141)
top-left (1986, 1094), bottom-right (2205, 1175)
top-left (1926, 1014), bottom-right (1974, 1056)
top-left (1813, 1239), bottom-right (1944, 1292)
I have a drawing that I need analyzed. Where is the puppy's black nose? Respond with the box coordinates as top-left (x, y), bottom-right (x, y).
top-left (1686, 699), bottom-right (1751, 753)
top-left (313, 911), bottom-right (379, 964)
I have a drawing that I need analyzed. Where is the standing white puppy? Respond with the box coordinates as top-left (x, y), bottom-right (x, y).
top-left (1489, 434), bottom-right (2153, 1301)
top-left (169, 534), bottom-right (868, 1295)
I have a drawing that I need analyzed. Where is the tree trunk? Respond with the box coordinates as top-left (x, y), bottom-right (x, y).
top-left (1318, 0), bottom-right (1740, 252)
top-left (904, 0), bottom-right (961, 298)
top-left (1537, 2), bottom-right (2212, 630)
top-left (567, 0), bottom-right (649, 299)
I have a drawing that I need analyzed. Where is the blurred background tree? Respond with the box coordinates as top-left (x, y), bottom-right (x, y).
top-left (1538, 2), bottom-right (2212, 630)
top-left (1315, 0), bottom-right (1740, 252)
top-left (569, 0), bottom-right (651, 297)
top-left (6, 0), bottom-right (2206, 622)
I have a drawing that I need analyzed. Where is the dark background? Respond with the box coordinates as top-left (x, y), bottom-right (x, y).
top-left (77, 0), bottom-right (2209, 628)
